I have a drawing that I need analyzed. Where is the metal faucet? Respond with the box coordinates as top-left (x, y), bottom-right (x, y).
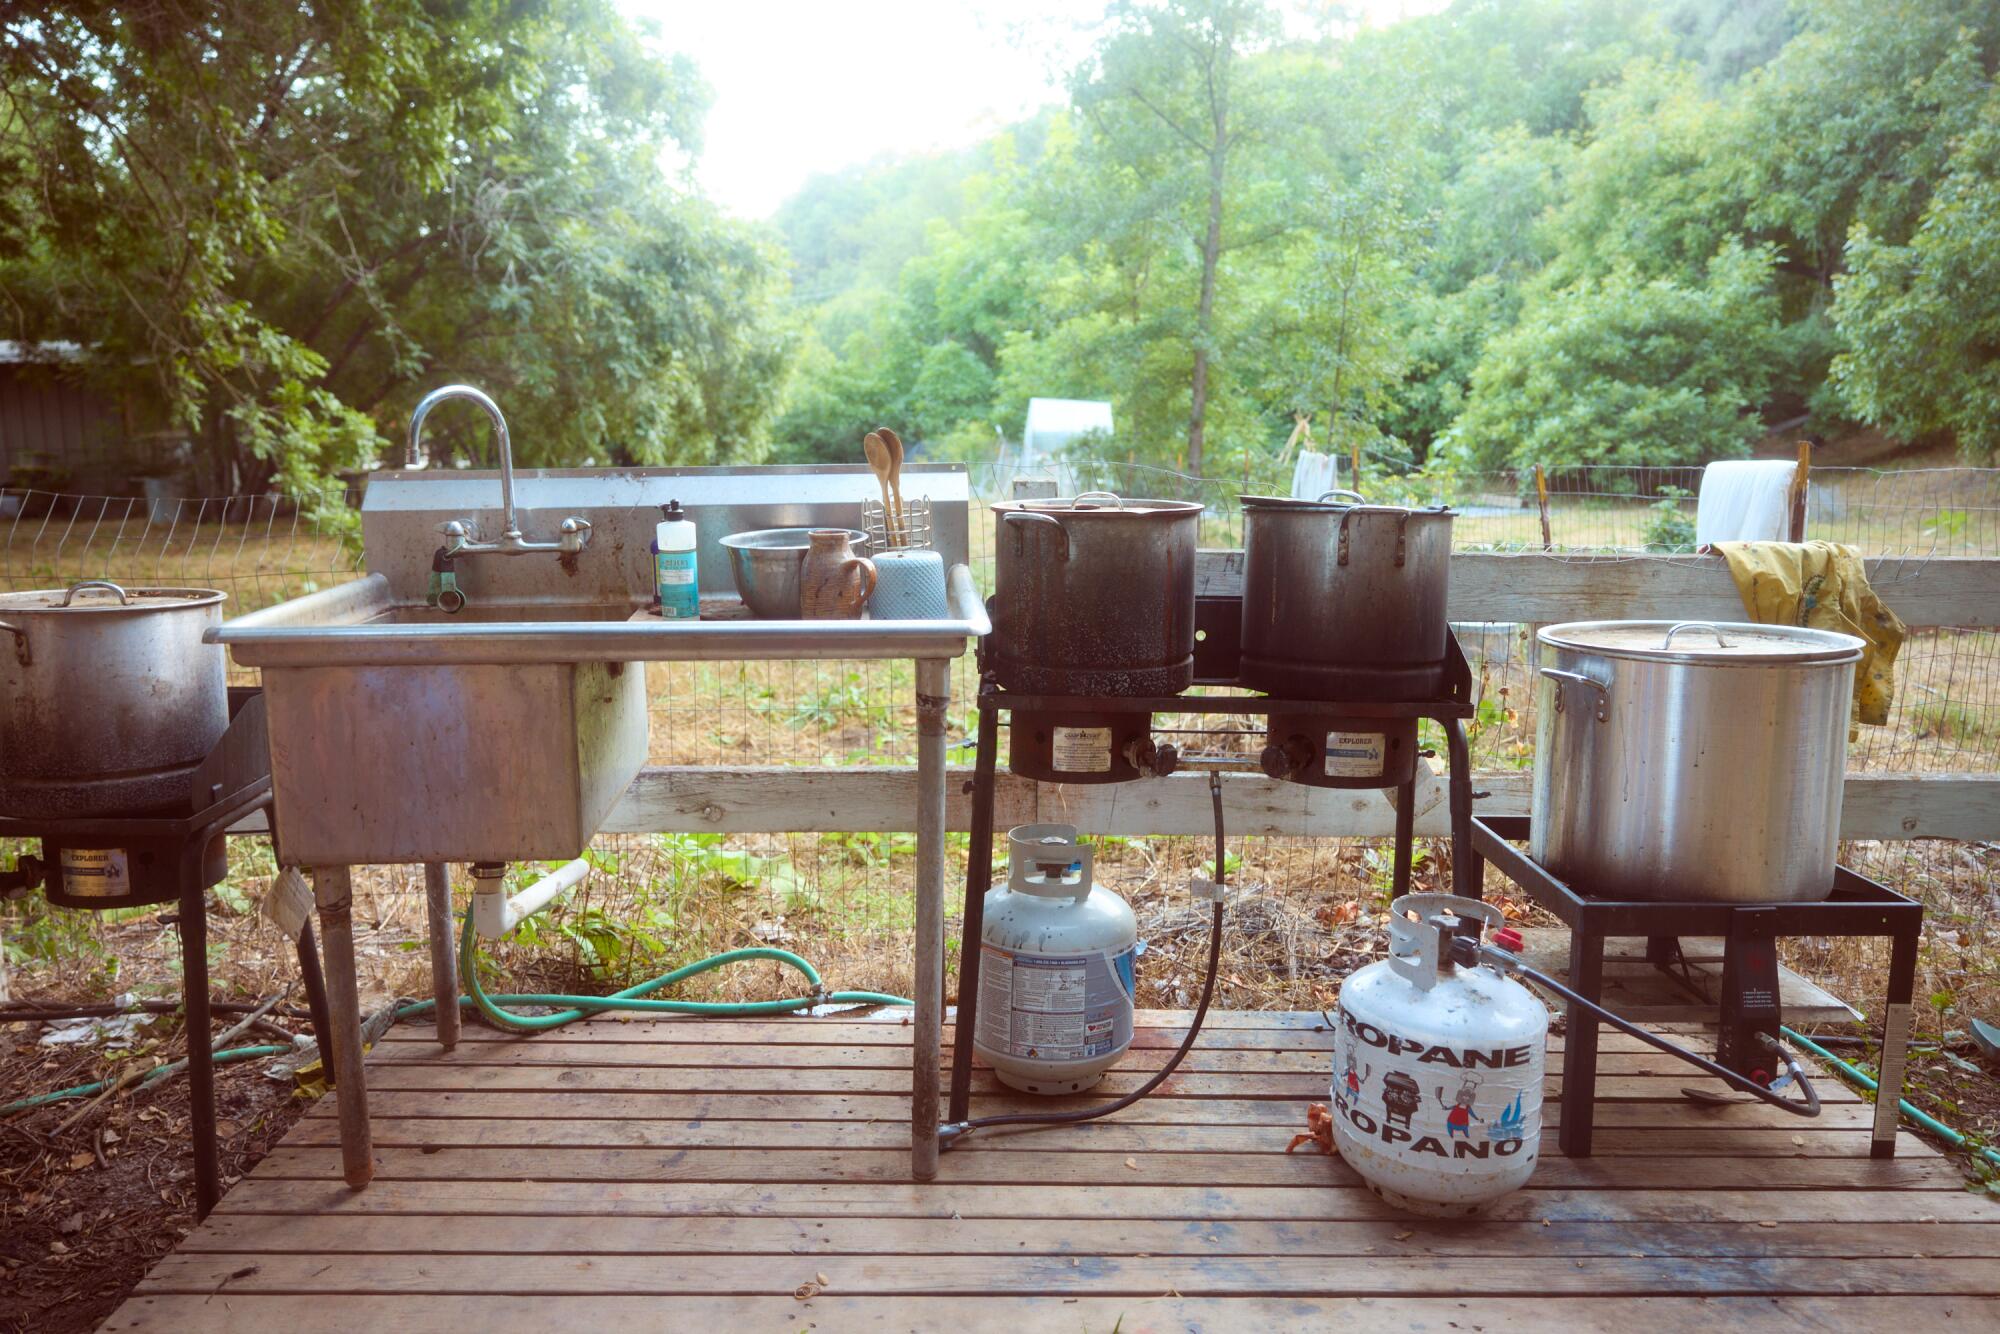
top-left (407, 385), bottom-right (592, 556)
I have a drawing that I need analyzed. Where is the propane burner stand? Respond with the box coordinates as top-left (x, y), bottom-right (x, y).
top-left (0, 691), bottom-right (333, 1220)
top-left (947, 650), bottom-right (1478, 1129)
top-left (1469, 816), bottom-right (1921, 1161)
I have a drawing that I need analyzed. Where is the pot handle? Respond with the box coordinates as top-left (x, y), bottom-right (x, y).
top-left (1663, 621), bottom-right (1732, 650)
top-left (1073, 490), bottom-right (1123, 508)
top-left (59, 580), bottom-right (134, 607)
top-left (1541, 667), bottom-right (1609, 722)
top-left (1316, 489), bottom-right (1366, 504)
top-left (1003, 509), bottom-right (1070, 562)
top-left (0, 620), bottom-right (25, 667)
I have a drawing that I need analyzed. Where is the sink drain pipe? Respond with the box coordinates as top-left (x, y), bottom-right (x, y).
top-left (470, 859), bottom-right (592, 939)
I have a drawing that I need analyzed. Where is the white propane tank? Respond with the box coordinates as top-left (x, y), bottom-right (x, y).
top-left (1333, 893), bottom-right (1547, 1217)
top-left (974, 824), bottom-right (1138, 1094)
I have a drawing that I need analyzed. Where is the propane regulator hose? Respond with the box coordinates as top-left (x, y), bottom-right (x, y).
top-left (939, 773), bottom-right (1229, 1147)
top-left (1481, 946), bottom-right (1820, 1118)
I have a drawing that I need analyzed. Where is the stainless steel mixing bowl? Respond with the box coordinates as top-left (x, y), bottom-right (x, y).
top-left (720, 527), bottom-right (869, 619)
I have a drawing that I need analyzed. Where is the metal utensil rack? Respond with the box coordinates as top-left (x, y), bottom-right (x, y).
top-left (0, 690), bottom-right (335, 1219)
top-left (945, 599), bottom-right (1479, 1130)
top-left (1468, 815), bottom-right (1921, 1160)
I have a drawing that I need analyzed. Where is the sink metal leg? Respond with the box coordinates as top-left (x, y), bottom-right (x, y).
top-left (912, 657), bottom-right (950, 1181)
top-left (312, 865), bottom-right (373, 1189)
top-left (423, 862), bottom-right (460, 1051)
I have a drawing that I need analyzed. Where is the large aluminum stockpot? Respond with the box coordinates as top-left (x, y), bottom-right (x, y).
top-left (987, 493), bottom-right (1203, 697)
top-left (1531, 619), bottom-right (1866, 903)
top-left (1238, 491), bottom-right (1454, 700)
top-left (0, 581), bottom-right (230, 817)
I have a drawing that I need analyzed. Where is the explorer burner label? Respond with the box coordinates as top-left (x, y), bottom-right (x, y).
top-left (1324, 731), bottom-right (1386, 778)
top-left (61, 847), bottom-right (130, 899)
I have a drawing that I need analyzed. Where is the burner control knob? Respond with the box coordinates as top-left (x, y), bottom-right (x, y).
top-left (1151, 742), bottom-right (1179, 777)
top-left (1491, 927), bottom-right (1525, 954)
top-left (1259, 734), bottom-right (1314, 780)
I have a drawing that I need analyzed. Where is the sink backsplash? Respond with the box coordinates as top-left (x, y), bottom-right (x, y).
top-left (359, 464), bottom-right (972, 606)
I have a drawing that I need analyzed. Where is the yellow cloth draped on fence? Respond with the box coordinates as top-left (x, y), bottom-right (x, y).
top-left (1715, 540), bottom-right (1907, 729)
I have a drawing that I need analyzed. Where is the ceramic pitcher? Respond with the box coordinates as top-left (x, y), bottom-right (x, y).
top-left (800, 530), bottom-right (877, 619)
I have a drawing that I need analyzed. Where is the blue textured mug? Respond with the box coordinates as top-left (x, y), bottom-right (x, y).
top-left (867, 549), bottom-right (951, 620)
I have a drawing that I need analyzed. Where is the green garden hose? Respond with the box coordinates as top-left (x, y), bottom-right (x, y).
top-left (3, 926), bottom-right (907, 1113)
top-left (1782, 1025), bottom-right (2000, 1168)
top-left (445, 913), bottom-right (910, 1033)
top-left (0, 1042), bottom-right (291, 1116)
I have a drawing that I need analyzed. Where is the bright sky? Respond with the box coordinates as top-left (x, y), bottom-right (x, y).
top-left (623, 0), bottom-right (1441, 220)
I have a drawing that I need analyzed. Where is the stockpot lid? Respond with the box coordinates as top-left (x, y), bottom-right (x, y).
top-left (0, 581), bottom-right (226, 614)
top-left (1239, 491), bottom-right (1452, 516)
top-left (1538, 619), bottom-right (1865, 666)
top-left (991, 491), bottom-right (1203, 519)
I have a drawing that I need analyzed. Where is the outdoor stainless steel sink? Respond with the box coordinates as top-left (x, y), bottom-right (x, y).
top-left (212, 464), bottom-right (986, 869)
top-left (214, 575), bottom-right (651, 865)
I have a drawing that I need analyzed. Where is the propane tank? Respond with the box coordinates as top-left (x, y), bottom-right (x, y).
top-left (1332, 894), bottom-right (1546, 1217)
top-left (973, 824), bottom-right (1138, 1094)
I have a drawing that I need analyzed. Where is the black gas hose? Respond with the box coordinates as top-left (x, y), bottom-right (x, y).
top-left (1473, 942), bottom-right (1821, 1118)
top-left (939, 772), bottom-right (1229, 1147)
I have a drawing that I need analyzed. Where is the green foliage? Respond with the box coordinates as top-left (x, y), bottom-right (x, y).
top-left (1643, 485), bottom-right (1699, 553)
top-left (1447, 244), bottom-right (1781, 473)
top-left (0, 1), bottom-right (795, 496)
top-left (1830, 87), bottom-right (2000, 462)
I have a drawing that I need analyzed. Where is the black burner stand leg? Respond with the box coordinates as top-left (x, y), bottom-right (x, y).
top-left (177, 880), bottom-right (222, 1219)
top-left (946, 690), bottom-right (999, 1125)
top-left (1443, 717), bottom-right (1476, 900)
top-left (295, 922), bottom-right (336, 1089)
top-left (1872, 924), bottom-right (1921, 1159)
top-left (1559, 918), bottom-right (1605, 1159)
top-left (1391, 777), bottom-right (1416, 898)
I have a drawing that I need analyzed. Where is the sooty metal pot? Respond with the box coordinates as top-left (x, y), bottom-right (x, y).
top-left (987, 493), bottom-right (1203, 698)
top-left (1238, 491), bottom-right (1454, 700)
top-left (1531, 619), bottom-right (1865, 903)
top-left (0, 581), bottom-right (229, 817)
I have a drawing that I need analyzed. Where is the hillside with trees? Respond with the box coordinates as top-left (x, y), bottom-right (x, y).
top-left (771, 0), bottom-right (2000, 480)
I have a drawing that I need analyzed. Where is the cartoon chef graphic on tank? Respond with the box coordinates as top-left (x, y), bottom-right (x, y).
top-left (1338, 1051), bottom-right (1371, 1108)
top-left (1437, 1073), bottom-right (1485, 1140)
top-left (1379, 1070), bottom-right (1421, 1130)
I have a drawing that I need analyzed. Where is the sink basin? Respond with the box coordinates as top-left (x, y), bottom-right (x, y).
top-left (212, 575), bottom-right (649, 865)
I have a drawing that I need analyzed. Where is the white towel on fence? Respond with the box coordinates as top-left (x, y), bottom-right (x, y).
top-left (1290, 450), bottom-right (1340, 500)
top-left (1695, 460), bottom-right (1797, 545)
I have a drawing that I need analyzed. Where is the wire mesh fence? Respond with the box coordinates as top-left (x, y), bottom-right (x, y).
top-left (3, 466), bottom-right (1994, 1017)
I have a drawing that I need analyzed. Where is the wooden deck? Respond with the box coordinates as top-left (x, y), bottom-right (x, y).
top-left (106, 1009), bottom-right (2000, 1332)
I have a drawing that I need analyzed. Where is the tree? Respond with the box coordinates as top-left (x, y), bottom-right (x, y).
top-left (0, 1), bottom-right (794, 505)
top-left (1448, 243), bottom-right (1783, 474)
top-left (1066, 0), bottom-right (1288, 475)
top-left (1831, 88), bottom-right (2000, 462)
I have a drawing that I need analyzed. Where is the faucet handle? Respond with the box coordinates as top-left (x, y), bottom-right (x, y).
top-left (559, 516), bottom-right (592, 553)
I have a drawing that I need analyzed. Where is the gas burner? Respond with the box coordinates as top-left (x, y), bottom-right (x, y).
top-left (1469, 815), bottom-right (1922, 1162)
top-left (0, 690), bottom-right (332, 1220)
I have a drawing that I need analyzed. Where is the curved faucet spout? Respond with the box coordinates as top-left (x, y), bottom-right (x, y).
top-left (409, 385), bottom-right (520, 542)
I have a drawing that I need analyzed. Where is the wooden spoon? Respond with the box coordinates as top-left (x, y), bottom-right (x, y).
top-left (863, 431), bottom-right (897, 546)
top-left (877, 425), bottom-right (907, 548)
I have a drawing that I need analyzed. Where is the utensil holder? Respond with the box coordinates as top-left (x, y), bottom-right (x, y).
top-left (866, 497), bottom-right (932, 553)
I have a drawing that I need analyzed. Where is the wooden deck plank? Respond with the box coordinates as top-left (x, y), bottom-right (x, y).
top-left (279, 1116), bottom-right (1934, 1158)
top-left (215, 1178), bottom-right (2000, 1223)
top-left (244, 1145), bottom-right (1966, 1190)
top-left (347, 1063), bottom-right (1865, 1103)
top-left (133, 1252), bottom-right (2000, 1297)
top-left (102, 1294), bottom-right (2000, 1334)
top-left (308, 1090), bottom-right (1891, 1130)
top-left (176, 1213), bottom-right (2000, 1259)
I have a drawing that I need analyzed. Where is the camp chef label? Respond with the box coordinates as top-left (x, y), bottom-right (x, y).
top-left (61, 847), bottom-right (130, 899)
top-left (1324, 730), bottom-right (1387, 778)
top-left (1051, 726), bottom-right (1113, 773)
